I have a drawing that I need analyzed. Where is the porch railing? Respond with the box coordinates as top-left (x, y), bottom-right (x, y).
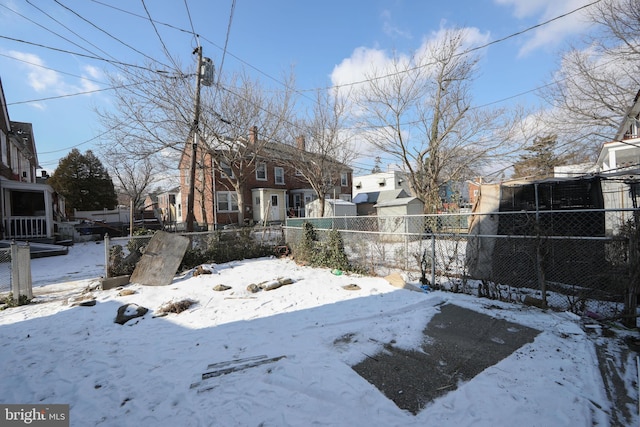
top-left (4, 216), bottom-right (47, 239)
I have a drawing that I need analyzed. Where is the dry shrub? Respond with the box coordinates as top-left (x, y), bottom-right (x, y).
top-left (158, 299), bottom-right (197, 315)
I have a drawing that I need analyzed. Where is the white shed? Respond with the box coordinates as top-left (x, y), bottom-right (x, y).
top-left (375, 197), bottom-right (425, 238)
top-left (305, 198), bottom-right (357, 218)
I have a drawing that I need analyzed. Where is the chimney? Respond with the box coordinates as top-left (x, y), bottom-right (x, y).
top-left (296, 135), bottom-right (305, 151)
top-left (249, 126), bottom-right (258, 144)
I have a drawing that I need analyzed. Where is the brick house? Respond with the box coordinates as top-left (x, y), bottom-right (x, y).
top-left (178, 127), bottom-right (352, 229)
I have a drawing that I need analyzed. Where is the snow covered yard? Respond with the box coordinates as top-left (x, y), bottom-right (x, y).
top-left (0, 249), bottom-right (637, 426)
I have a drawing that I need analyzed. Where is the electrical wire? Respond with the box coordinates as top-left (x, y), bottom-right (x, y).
top-left (141, 0), bottom-right (181, 72)
top-left (10, 0), bottom-right (613, 178)
top-left (0, 34), bottom-right (160, 72)
top-left (215, 0), bottom-right (236, 91)
top-left (22, 0), bottom-right (120, 64)
top-left (0, 52), bottom-right (105, 85)
top-left (6, 81), bottom-right (149, 106)
top-left (53, 0), bottom-right (172, 70)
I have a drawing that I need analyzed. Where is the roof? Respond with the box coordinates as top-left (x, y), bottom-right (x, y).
top-left (374, 197), bottom-right (422, 208)
top-left (353, 189), bottom-right (409, 204)
top-left (615, 89), bottom-right (640, 141)
top-left (9, 121), bottom-right (39, 168)
top-left (0, 78), bottom-right (10, 133)
top-left (325, 198), bottom-right (355, 206)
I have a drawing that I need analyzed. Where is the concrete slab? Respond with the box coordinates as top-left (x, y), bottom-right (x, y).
top-left (130, 231), bottom-right (190, 286)
top-left (352, 303), bottom-right (540, 415)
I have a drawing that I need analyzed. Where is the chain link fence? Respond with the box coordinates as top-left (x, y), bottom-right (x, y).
top-left (285, 209), bottom-right (639, 319)
top-left (0, 247), bottom-right (11, 294)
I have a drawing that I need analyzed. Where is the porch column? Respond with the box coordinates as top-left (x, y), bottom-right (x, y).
top-left (44, 187), bottom-right (54, 238)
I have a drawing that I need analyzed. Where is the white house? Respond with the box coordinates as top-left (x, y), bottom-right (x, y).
top-left (352, 171), bottom-right (410, 196)
top-left (0, 79), bottom-right (65, 242)
top-left (596, 91), bottom-right (640, 231)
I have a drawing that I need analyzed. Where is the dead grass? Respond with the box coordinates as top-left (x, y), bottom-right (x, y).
top-left (158, 299), bottom-right (197, 314)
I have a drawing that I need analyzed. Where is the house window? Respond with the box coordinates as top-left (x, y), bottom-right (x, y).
top-left (341, 172), bottom-right (348, 187)
top-left (256, 162), bottom-right (267, 181)
top-left (295, 169), bottom-right (303, 176)
top-left (274, 167), bottom-right (285, 185)
top-left (220, 162), bottom-right (234, 179)
top-left (217, 191), bottom-right (238, 212)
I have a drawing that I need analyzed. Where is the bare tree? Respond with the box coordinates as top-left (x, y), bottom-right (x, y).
top-left (279, 89), bottom-right (356, 217)
top-left (105, 154), bottom-right (155, 212)
top-left (96, 58), bottom-right (296, 227)
top-left (197, 70), bottom-right (296, 225)
top-left (354, 28), bottom-right (520, 213)
top-left (540, 0), bottom-right (640, 157)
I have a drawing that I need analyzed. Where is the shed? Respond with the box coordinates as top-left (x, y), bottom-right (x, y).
top-left (374, 197), bottom-right (425, 238)
top-left (305, 198), bottom-right (357, 218)
top-left (353, 189), bottom-right (409, 215)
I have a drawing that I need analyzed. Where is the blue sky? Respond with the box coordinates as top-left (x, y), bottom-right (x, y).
top-left (0, 0), bottom-right (598, 176)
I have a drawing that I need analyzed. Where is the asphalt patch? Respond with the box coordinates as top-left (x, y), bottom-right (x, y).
top-left (352, 303), bottom-right (540, 415)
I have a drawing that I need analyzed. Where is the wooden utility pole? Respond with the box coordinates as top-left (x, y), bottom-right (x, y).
top-left (186, 46), bottom-right (204, 232)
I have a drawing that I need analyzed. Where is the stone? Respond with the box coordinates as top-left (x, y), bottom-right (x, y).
top-left (114, 303), bottom-right (148, 325)
top-left (118, 289), bottom-right (136, 296)
top-left (101, 275), bottom-right (131, 290)
top-left (262, 278), bottom-right (295, 291)
top-left (384, 272), bottom-right (406, 288)
top-left (213, 284), bottom-right (232, 291)
top-left (342, 284), bottom-right (361, 291)
top-left (194, 265), bottom-right (213, 276)
top-left (384, 273), bottom-right (422, 292)
top-left (246, 283), bottom-right (260, 293)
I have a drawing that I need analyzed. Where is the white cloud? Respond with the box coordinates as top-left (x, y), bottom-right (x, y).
top-left (331, 46), bottom-right (393, 89)
top-left (380, 9), bottom-right (412, 40)
top-left (330, 25), bottom-right (490, 90)
top-left (494, 0), bottom-right (596, 56)
top-left (7, 50), bottom-right (104, 103)
top-left (8, 51), bottom-right (61, 92)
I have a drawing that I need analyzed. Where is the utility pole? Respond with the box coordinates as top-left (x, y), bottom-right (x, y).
top-left (186, 46), bottom-right (204, 232)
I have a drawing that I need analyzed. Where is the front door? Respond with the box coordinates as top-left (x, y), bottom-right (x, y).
top-left (270, 194), bottom-right (280, 221)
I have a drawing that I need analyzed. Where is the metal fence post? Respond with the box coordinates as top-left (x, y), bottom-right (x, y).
top-left (431, 234), bottom-right (436, 287)
top-left (404, 216), bottom-right (409, 270)
top-left (104, 233), bottom-right (110, 278)
top-left (10, 241), bottom-right (18, 302)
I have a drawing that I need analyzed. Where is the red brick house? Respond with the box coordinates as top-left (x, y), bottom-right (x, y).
top-left (178, 127), bottom-right (352, 229)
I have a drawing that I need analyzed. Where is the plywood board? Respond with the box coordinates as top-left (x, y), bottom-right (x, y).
top-left (130, 231), bottom-right (190, 286)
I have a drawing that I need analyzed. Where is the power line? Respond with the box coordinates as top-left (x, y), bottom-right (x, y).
top-left (0, 52), bottom-right (105, 85)
top-left (183, 0), bottom-right (197, 38)
top-left (0, 34), bottom-right (160, 72)
top-left (141, 0), bottom-right (181, 71)
top-left (215, 0), bottom-right (236, 90)
top-left (24, 0), bottom-right (122, 65)
top-left (324, 0), bottom-right (604, 93)
top-left (53, 0), bottom-right (172, 70)
top-left (6, 82), bottom-right (148, 106)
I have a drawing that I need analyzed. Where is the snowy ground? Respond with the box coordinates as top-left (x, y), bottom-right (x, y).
top-left (0, 242), bottom-right (637, 426)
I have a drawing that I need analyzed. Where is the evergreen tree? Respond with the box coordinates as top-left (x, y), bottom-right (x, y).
top-left (48, 149), bottom-right (118, 217)
top-left (512, 135), bottom-right (568, 179)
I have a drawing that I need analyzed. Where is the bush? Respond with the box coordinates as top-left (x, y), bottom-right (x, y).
top-left (293, 222), bottom-right (353, 272)
top-left (0, 293), bottom-right (30, 309)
